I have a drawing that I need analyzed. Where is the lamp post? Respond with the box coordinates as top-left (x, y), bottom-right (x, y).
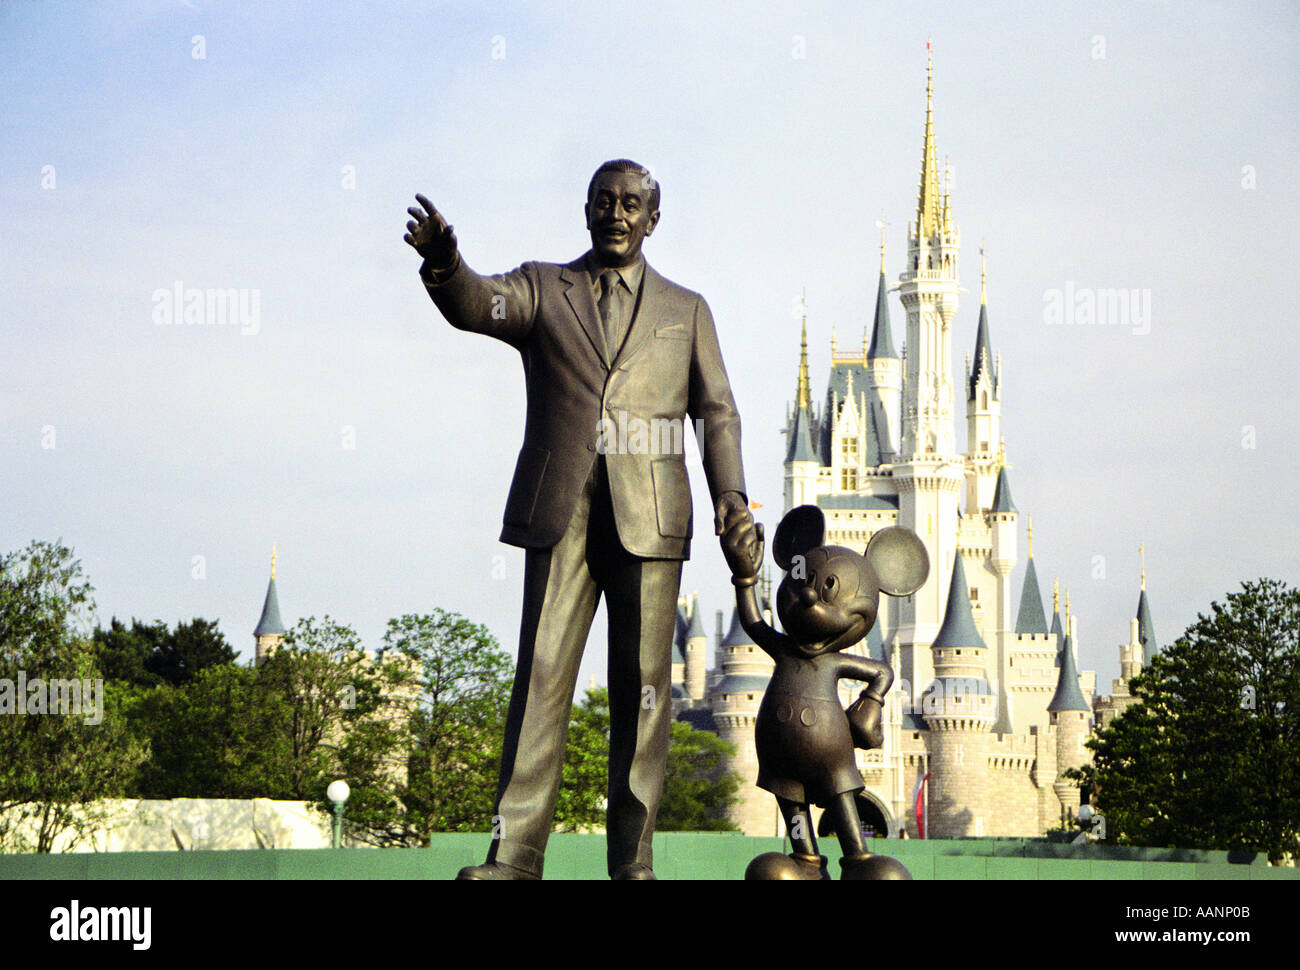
top-left (327, 779), bottom-right (350, 849)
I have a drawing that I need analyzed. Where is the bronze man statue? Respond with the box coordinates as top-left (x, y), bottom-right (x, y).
top-left (405, 160), bottom-right (758, 879)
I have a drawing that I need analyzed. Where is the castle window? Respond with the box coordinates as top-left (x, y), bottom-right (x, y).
top-left (747, 694), bottom-right (754, 700)
top-left (842, 468), bottom-right (858, 490)
top-left (841, 436), bottom-right (858, 462)
top-left (969, 587), bottom-right (979, 603)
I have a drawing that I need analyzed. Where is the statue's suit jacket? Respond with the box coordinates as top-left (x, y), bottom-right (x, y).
top-left (423, 253), bottom-right (746, 558)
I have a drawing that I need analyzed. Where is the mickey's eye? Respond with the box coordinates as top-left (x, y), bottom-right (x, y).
top-left (822, 574), bottom-right (839, 603)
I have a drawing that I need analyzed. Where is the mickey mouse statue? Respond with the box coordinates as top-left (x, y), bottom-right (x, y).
top-left (720, 504), bottom-right (929, 880)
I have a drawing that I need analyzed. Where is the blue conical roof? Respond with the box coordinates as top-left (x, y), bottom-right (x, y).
top-left (684, 596), bottom-right (706, 639)
top-left (254, 577), bottom-right (286, 637)
top-left (866, 271), bottom-right (897, 359)
top-left (1015, 557), bottom-right (1049, 635)
top-left (968, 302), bottom-right (995, 400)
top-left (1047, 632), bottom-right (1089, 712)
top-left (931, 553), bottom-right (986, 651)
top-left (990, 466), bottom-right (1017, 513)
top-left (1136, 589), bottom-right (1158, 665)
top-left (721, 608), bottom-right (755, 647)
top-left (785, 404), bottom-right (818, 463)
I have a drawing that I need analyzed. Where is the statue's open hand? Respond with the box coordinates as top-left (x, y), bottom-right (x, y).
top-left (404, 194), bottom-right (458, 270)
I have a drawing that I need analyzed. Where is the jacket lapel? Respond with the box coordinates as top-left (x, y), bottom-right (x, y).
top-left (560, 256), bottom-right (610, 368)
top-left (611, 260), bottom-right (668, 369)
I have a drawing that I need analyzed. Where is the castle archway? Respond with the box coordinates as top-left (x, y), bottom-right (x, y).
top-left (816, 790), bottom-right (899, 839)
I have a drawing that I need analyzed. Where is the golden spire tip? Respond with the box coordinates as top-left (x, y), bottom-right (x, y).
top-left (271, 542), bottom-right (277, 580)
top-left (1027, 513), bottom-right (1033, 558)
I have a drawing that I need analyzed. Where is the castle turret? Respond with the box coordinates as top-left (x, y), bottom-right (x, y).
top-left (1047, 597), bottom-right (1090, 824)
top-left (683, 593), bottom-right (708, 701)
top-left (987, 456), bottom-right (1018, 734)
top-left (1136, 543), bottom-right (1158, 665)
top-left (923, 552), bottom-right (995, 837)
top-left (254, 545), bottom-right (286, 663)
top-left (711, 608), bottom-right (775, 835)
top-left (964, 250), bottom-right (1003, 512)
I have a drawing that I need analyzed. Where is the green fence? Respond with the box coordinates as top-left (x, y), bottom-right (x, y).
top-left (2, 834), bottom-right (1295, 880)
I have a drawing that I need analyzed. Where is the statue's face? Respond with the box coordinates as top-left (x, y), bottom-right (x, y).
top-left (585, 170), bottom-right (659, 268)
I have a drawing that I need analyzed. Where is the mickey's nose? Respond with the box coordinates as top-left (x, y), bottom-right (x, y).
top-left (799, 585), bottom-right (819, 607)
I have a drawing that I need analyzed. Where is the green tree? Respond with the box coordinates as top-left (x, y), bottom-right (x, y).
top-left (0, 541), bottom-right (146, 852)
top-left (92, 618), bottom-right (167, 688)
top-left (658, 721), bottom-right (741, 831)
top-left (145, 618), bottom-right (235, 687)
top-left (1077, 579), bottom-right (1300, 862)
top-left (128, 664), bottom-right (290, 799)
top-left (342, 611), bottom-right (512, 846)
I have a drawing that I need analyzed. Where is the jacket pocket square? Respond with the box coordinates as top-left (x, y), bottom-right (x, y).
top-left (654, 325), bottom-right (689, 339)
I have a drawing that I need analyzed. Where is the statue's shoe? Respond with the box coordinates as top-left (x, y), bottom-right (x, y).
top-left (455, 860), bottom-right (540, 881)
top-left (840, 852), bottom-right (912, 881)
top-left (745, 851), bottom-right (830, 880)
top-left (611, 863), bottom-right (657, 880)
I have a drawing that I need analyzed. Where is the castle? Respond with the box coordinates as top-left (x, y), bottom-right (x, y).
top-left (670, 51), bottom-right (1159, 840)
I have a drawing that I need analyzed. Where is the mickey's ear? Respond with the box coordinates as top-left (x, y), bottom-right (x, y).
top-left (865, 527), bottom-right (929, 596)
top-left (773, 505), bottom-right (825, 572)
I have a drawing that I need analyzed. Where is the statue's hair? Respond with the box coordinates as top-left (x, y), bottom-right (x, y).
top-left (587, 159), bottom-right (660, 212)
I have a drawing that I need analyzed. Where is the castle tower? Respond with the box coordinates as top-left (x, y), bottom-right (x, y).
top-left (864, 225), bottom-right (901, 462)
top-left (711, 609), bottom-right (776, 835)
top-left (784, 298), bottom-right (821, 509)
top-left (254, 545), bottom-right (286, 663)
top-left (683, 593), bottom-right (708, 701)
top-left (1047, 597), bottom-right (1091, 824)
top-left (923, 552), bottom-right (996, 837)
top-left (988, 458), bottom-right (1018, 734)
top-left (894, 46), bottom-right (966, 698)
top-left (964, 250), bottom-right (1003, 512)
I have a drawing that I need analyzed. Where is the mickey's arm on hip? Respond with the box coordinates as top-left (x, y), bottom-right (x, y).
top-left (405, 193), bottom-right (538, 347)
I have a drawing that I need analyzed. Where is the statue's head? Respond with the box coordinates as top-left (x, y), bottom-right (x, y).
top-left (585, 159), bottom-right (660, 268)
top-left (771, 505), bottom-right (929, 656)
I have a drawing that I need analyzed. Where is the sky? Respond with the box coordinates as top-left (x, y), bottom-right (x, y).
top-left (2, 0), bottom-right (1297, 696)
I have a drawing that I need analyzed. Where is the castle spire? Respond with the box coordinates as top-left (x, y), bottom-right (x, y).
top-left (968, 248), bottom-right (995, 400)
top-left (1014, 538), bottom-right (1049, 636)
top-left (1027, 513), bottom-right (1034, 558)
top-left (1047, 623), bottom-right (1089, 712)
top-left (867, 247), bottom-right (898, 360)
top-left (254, 546), bottom-right (287, 663)
top-left (1136, 549), bottom-right (1158, 665)
top-left (786, 297), bottom-right (818, 464)
top-left (916, 39), bottom-right (942, 241)
top-left (931, 553), bottom-right (987, 651)
top-left (796, 287), bottom-right (811, 410)
top-left (980, 242), bottom-right (988, 305)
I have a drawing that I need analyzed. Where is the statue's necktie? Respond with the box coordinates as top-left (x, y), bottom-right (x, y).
top-left (598, 269), bottom-right (624, 358)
